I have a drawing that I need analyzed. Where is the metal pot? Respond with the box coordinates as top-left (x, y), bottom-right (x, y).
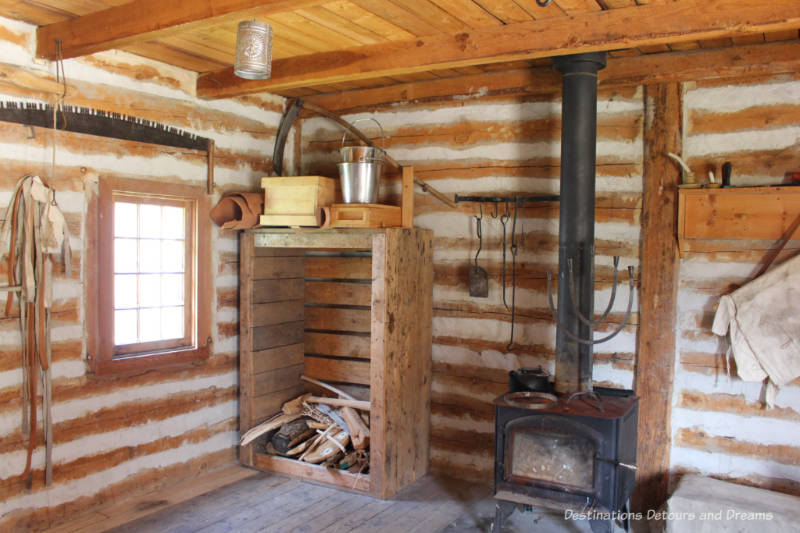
top-left (509, 366), bottom-right (550, 392)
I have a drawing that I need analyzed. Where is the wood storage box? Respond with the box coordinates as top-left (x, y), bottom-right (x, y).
top-left (239, 227), bottom-right (433, 499)
top-left (260, 176), bottom-right (338, 227)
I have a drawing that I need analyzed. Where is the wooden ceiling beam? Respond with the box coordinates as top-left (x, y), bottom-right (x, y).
top-left (302, 40), bottom-right (800, 112)
top-left (36, 0), bottom-right (326, 60)
top-left (197, 0), bottom-right (800, 99)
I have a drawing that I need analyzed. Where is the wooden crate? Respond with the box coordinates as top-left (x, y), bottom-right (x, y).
top-left (329, 203), bottom-right (402, 228)
top-left (260, 176), bottom-right (338, 227)
top-left (239, 227), bottom-right (433, 499)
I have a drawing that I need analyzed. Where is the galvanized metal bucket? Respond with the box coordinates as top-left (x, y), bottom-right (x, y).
top-left (338, 161), bottom-right (383, 204)
top-left (339, 118), bottom-right (386, 164)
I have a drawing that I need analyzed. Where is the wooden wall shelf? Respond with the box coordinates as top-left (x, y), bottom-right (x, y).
top-left (677, 186), bottom-right (800, 253)
top-left (238, 227), bottom-right (433, 499)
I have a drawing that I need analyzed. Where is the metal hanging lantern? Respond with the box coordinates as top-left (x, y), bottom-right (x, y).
top-left (235, 20), bottom-right (273, 80)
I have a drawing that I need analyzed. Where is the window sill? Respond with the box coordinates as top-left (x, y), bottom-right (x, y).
top-left (89, 345), bottom-right (209, 376)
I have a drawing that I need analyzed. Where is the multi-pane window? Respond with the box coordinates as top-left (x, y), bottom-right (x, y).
top-left (89, 177), bottom-right (210, 375)
top-left (113, 198), bottom-right (191, 352)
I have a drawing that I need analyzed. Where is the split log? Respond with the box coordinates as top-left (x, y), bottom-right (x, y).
top-left (240, 412), bottom-right (303, 446)
top-left (342, 407), bottom-right (370, 450)
top-left (240, 392), bottom-right (311, 446)
top-left (282, 392), bottom-right (311, 414)
top-left (271, 418), bottom-right (314, 454)
top-left (302, 428), bottom-right (350, 464)
top-left (306, 395), bottom-right (370, 411)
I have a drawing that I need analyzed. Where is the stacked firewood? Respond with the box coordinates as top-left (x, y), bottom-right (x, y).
top-left (240, 377), bottom-right (370, 474)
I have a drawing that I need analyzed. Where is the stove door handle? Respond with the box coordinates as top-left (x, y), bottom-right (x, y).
top-left (595, 456), bottom-right (637, 471)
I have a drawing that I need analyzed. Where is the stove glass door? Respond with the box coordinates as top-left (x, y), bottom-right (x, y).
top-left (508, 427), bottom-right (595, 490)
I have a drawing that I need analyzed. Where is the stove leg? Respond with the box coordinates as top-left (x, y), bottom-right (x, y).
top-left (491, 500), bottom-right (516, 533)
top-left (589, 518), bottom-right (612, 533)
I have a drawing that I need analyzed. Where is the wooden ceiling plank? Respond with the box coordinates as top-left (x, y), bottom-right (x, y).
top-left (349, 0), bottom-right (442, 37)
top-left (267, 11), bottom-right (366, 49)
top-left (198, 0), bottom-right (800, 98)
top-left (426, 0), bottom-right (503, 28)
top-left (302, 40), bottom-right (800, 112)
top-left (514, 0), bottom-right (567, 20)
top-left (293, 6), bottom-right (387, 45)
top-left (387, 0), bottom-right (472, 33)
top-left (36, 0), bottom-right (327, 60)
top-left (598, 0), bottom-right (637, 8)
top-left (470, 0), bottom-right (532, 24)
top-left (121, 41), bottom-right (229, 72)
top-left (552, 0), bottom-right (603, 15)
top-left (321, 1), bottom-right (415, 41)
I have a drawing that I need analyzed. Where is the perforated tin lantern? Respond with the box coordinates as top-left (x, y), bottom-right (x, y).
top-left (234, 20), bottom-right (273, 80)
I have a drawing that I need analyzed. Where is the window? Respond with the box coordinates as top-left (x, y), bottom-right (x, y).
top-left (88, 177), bottom-right (211, 374)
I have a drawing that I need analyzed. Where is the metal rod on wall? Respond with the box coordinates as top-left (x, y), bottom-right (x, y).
top-left (454, 195), bottom-right (560, 204)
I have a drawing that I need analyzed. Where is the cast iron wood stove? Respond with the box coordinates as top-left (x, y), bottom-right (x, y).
top-left (493, 388), bottom-right (638, 532)
top-left (492, 52), bottom-right (639, 533)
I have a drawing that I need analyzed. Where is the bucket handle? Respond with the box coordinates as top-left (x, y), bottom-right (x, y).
top-left (341, 117), bottom-right (385, 150)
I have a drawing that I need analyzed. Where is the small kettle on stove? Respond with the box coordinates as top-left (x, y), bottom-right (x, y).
top-left (509, 366), bottom-right (551, 393)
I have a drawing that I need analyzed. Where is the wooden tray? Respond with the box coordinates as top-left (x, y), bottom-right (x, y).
top-left (329, 203), bottom-right (402, 228)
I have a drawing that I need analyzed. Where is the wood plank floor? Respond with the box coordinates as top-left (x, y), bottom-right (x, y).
top-left (98, 471), bottom-right (610, 533)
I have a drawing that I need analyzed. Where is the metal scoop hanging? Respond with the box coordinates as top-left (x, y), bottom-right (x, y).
top-left (469, 206), bottom-right (489, 298)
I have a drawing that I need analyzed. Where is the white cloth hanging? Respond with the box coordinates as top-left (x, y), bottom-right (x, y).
top-left (712, 253), bottom-right (800, 407)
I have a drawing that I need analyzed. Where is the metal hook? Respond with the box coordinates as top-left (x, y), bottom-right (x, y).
top-left (545, 266), bottom-right (636, 345)
top-left (567, 256), bottom-right (620, 327)
top-left (491, 202), bottom-right (498, 218)
top-left (474, 210), bottom-right (482, 267)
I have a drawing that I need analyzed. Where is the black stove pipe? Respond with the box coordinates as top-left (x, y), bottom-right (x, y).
top-left (552, 52), bottom-right (606, 395)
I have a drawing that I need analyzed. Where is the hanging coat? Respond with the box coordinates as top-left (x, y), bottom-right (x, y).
top-left (712, 253), bottom-right (800, 406)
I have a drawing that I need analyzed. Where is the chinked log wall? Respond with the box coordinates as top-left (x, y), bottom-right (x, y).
top-left (0, 16), bottom-right (283, 531)
top-left (673, 72), bottom-right (800, 495)
top-left (301, 69), bottom-right (800, 496)
top-left (300, 86), bottom-right (644, 480)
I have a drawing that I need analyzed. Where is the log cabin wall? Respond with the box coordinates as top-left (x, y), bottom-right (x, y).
top-left (300, 87), bottom-right (644, 480)
top-left (300, 70), bottom-right (800, 497)
top-left (672, 73), bottom-right (800, 495)
top-left (0, 16), bottom-right (285, 531)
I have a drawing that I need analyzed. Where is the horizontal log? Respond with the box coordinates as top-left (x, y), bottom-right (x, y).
top-left (0, 448), bottom-right (236, 532)
top-left (675, 428), bottom-right (800, 466)
top-left (305, 40), bottom-right (800, 112)
top-left (198, 1), bottom-right (800, 98)
top-left (36, 0), bottom-right (326, 60)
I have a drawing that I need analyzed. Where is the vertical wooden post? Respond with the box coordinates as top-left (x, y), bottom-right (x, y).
top-left (239, 231), bottom-right (255, 466)
top-left (632, 83), bottom-right (682, 513)
top-left (401, 166), bottom-right (415, 228)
